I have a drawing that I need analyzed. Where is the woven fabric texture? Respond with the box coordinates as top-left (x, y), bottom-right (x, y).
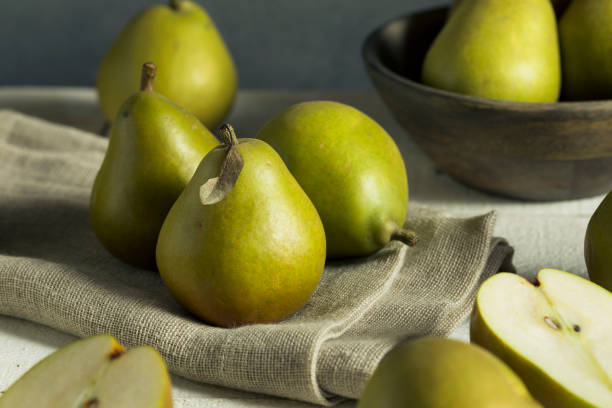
top-left (0, 110), bottom-right (514, 405)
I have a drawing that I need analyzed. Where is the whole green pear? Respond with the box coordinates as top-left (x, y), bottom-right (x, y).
top-left (257, 101), bottom-right (415, 258)
top-left (423, 0), bottom-right (561, 102)
top-left (156, 124), bottom-right (326, 327)
top-left (560, 0), bottom-right (612, 100)
top-left (585, 191), bottom-right (612, 291)
top-left (90, 63), bottom-right (219, 270)
top-left (358, 337), bottom-right (542, 408)
top-left (97, 0), bottom-right (237, 129)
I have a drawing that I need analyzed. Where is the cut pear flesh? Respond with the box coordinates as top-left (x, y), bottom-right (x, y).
top-left (471, 269), bottom-right (612, 407)
top-left (0, 334), bottom-right (172, 408)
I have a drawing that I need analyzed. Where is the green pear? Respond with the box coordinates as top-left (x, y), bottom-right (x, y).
top-left (358, 337), bottom-right (541, 408)
top-left (90, 63), bottom-right (219, 269)
top-left (423, 0), bottom-right (561, 102)
top-left (471, 269), bottom-right (612, 408)
top-left (560, 0), bottom-right (612, 100)
top-left (257, 101), bottom-right (416, 258)
top-left (0, 334), bottom-right (172, 408)
top-left (97, 0), bottom-right (237, 129)
top-left (585, 191), bottom-right (612, 291)
top-left (156, 124), bottom-right (326, 327)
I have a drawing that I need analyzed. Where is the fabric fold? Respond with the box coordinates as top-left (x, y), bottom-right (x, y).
top-left (0, 111), bottom-right (514, 405)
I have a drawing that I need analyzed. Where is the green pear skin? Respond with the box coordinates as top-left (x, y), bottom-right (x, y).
top-left (423, 0), bottom-right (561, 102)
top-left (90, 64), bottom-right (219, 270)
top-left (560, 0), bottom-right (612, 100)
top-left (257, 101), bottom-right (411, 258)
top-left (358, 337), bottom-right (541, 408)
top-left (97, 0), bottom-right (237, 129)
top-left (156, 131), bottom-right (326, 327)
top-left (585, 191), bottom-right (612, 291)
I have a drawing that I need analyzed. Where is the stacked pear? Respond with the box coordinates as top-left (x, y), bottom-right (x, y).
top-left (90, 63), bottom-right (219, 269)
top-left (156, 124), bottom-right (326, 327)
top-left (97, 0), bottom-right (237, 129)
top-left (423, 0), bottom-right (561, 102)
top-left (560, 0), bottom-right (612, 100)
top-left (257, 101), bottom-right (416, 258)
top-left (0, 334), bottom-right (172, 408)
top-left (472, 269), bottom-right (612, 407)
top-left (585, 191), bottom-right (612, 291)
top-left (358, 337), bottom-right (541, 407)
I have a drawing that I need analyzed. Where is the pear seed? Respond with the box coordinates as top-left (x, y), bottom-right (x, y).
top-left (544, 316), bottom-right (560, 330)
top-left (573, 324), bottom-right (581, 333)
top-left (82, 398), bottom-right (99, 408)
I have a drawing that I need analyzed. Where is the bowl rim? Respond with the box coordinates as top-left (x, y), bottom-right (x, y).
top-left (362, 7), bottom-right (612, 112)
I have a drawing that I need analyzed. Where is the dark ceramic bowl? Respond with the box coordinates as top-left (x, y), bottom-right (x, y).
top-left (362, 7), bottom-right (612, 201)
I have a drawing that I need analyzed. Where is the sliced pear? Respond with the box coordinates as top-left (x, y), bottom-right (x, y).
top-left (0, 334), bottom-right (172, 408)
top-left (471, 269), bottom-right (612, 408)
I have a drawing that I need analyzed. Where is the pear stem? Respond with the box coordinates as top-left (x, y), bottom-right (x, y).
top-left (219, 123), bottom-right (239, 147)
top-left (140, 62), bottom-right (156, 92)
top-left (391, 228), bottom-right (419, 247)
top-left (170, 0), bottom-right (186, 10)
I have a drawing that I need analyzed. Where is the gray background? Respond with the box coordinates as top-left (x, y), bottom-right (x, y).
top-left (0, 0), bottom-right (448, 89)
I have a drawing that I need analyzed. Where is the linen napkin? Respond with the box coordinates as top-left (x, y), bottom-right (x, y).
top-left (0, 110), bottom-right (514, 405)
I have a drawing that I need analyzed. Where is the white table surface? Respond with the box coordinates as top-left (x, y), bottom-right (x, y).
top-left (0, 88), bottom-right (604, 407)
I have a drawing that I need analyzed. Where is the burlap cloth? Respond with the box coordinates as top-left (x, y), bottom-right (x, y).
top-left (0, 110), bottom-right (515, 405)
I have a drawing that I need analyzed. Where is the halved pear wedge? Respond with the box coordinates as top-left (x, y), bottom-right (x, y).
top-left (0, 334), bottom-right (172, 408)
top-left (471, 269), bottom-right (612, 408)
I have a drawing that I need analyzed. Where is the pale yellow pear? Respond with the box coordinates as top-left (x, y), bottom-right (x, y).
top-left (97, 0), bottom-right (237, 129)
top-left (423, 0), bottom-right (561, 102)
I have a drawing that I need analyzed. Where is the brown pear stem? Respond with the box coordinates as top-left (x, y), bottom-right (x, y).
top-left (391, 228), bottom-right (419, 247)
top-left (170, 0), bottom-right (186, 9)
top-left (219, 123), bottom-right (239, 147)
top-left (140, 62), bottom-right (156, 92)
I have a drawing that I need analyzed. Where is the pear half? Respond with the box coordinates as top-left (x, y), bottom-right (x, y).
top-left (0, 334), bottom-right (172, 408)
top-left (471, 269), bottom-right (612, 408)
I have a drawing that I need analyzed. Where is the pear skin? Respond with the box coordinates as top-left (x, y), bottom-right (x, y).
top-left (560, 0), bottom-right (612, 100)
top-left (90, 63), bottom-right (219, 269)
top-left (423, 0), bottom-right (561, 102)
top-left (585, 191), bottom-right (612, 292)
top-left (97, 0), bottom-right (237, 129)
top-left (156, 125), bottom-right (326, 327)
top-left (257, 101), bottom-right (415, 258)
top-left (358, 337), bottom-right (541, 408)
